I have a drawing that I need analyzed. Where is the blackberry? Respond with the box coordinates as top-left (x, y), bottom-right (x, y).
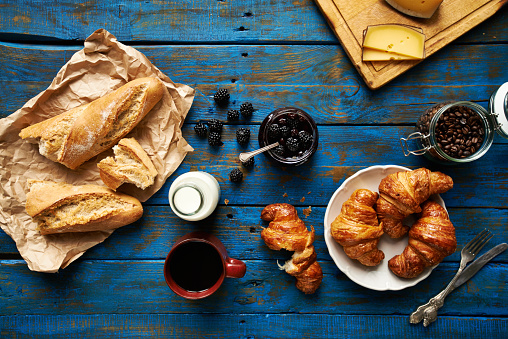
top-left (227, 109), bottom-right (240, 121)
top-left (277, 117), bottom-right (287, 126)
top-left (286, 137), bottom-right (301, 152)
top-left (298, 130), bottom-right (313, 147)
top-left (208, 131), bottom-right (222, 146)
top-left (280, 125), bottom-right (291, 138)
top-left (207, 119), bottom-right (223, 133)
top-left (267, 124), bottom-right (281, 141)
top-left (236, 128), bottom-right (251, 145)
top-left (241, 157), bottom-right (255, 168)
top-left (229, 168), bottom-right (243, 182)
top-left (272, 145), bottom-right (286, 156)
top-left (240, 102), bottom-right (254, 118)
top-left (213, 88), bottom-right (230, 107)
top-left (194, 123), bottom-right (207, 137)
top-left (287, 118), bottom-right (299, 130)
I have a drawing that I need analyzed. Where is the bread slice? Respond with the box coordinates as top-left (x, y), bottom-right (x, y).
top-left (19, 77), bottom-right (165, 169)
top-left (97, 138), bottom-right (158, 190)
top-left (26, 180), bottom-right (143, 235)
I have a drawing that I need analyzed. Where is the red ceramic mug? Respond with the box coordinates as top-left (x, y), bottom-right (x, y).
top-left (164, 231), bottom-right (246, 299)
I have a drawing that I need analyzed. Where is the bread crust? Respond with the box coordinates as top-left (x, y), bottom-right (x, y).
top-left (376, 168), bottom-right (453, 238)
top-left (388, 200), bottom-right (457, 278)
top-left (19, 77), bottom-right (165, 169)
top-left (26, 180), bottom-right (143, 235)
top-left (261, 203), bottom-right (323, 294)
top-left (98, 138), bottom-right (158, 190)
top-left (330, 189), bottom-right (385, 266)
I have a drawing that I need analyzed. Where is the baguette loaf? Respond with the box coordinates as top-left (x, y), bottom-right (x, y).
top-left (19, 77), bottom-right (165, 169)
top-left (98, 138), bottom-right (158, 190)
top-left (25, 180), bottom-right (143, 235)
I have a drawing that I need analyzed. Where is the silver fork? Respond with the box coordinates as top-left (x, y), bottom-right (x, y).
top-left (409, 229), bottom-right (493, 327)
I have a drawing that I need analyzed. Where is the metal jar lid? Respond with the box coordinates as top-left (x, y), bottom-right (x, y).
top-left (488, 82), bottom-right (508, 139)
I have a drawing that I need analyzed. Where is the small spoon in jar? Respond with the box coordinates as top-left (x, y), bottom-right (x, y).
top-left (239, 142), bottom-right (279, 163)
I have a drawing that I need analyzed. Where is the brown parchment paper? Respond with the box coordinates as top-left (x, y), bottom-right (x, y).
top-left (0, 29), bottom-right (195, 273)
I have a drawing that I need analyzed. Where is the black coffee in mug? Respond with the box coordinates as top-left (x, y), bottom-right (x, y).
top-left (168, 241), bottom-right (223, 292)
top-left (164, 232), bottom-right (246, 299)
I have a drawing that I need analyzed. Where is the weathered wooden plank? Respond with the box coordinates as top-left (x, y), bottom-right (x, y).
top-left (1, 206), bottom-right (507, 264)
top-left (1, 80), bottom-right (501, 126)
top-left (0, 0), bottom-right (501, 45)
top-left (1, 43), bottom-right (506, 124)
top-left (0, 260), bottom-right (507, 316)
top-left (0, 0), bottom-right (505, 44)
top-left (2, 123), bottom-right (506, 208)
top-left (1, 43), bottom-right (506, 88)
top-left (0, 313), bottom-right (506, 338)
top-left (1, 125), bottom-right (507, 208)
top-left (139, 125), bottom-right (508, 207)
top-left (0, 0), bottom-right (335, 43)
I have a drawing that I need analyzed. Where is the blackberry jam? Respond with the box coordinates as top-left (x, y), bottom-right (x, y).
top-left (259, 107), bottom-right (318, 166)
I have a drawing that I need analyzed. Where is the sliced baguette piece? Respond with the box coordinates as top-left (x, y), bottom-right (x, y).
top-left (26, 180), bottom-right (143, 235)
top-left (19, 77), bottom-right (165, 170)
top-left (98, 138), bottom-right (158, 191)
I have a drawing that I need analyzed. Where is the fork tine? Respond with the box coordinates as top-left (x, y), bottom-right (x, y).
top-left (463, 229), bottom-right (489, 251)
top-left (469, 230), bottom-right (490, 250)
top-left (470, 233), bottom-right (493, 255)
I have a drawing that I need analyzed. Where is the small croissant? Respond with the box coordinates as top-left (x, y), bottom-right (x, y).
top-left (376, 168), bottom-right (453, 238)
top-left (389, 200), bottom-right (457, 279)
top-left (330, 189), bottom-right (384, 266)
top-left (261, 203), bottom-right (323, 294)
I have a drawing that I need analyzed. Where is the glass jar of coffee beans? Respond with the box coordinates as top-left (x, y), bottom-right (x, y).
top-left (400, 98), bottom-right (508, 164)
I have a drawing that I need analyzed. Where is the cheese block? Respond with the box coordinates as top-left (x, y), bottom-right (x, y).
top-left (362, 47), bottom-right (419, 61)
top-left (363, 24), bottom-right (425, 59)
top-left (385, 0), bottom-right (443, 19)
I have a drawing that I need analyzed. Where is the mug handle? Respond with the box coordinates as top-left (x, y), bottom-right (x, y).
top-left (225, 257), bottom-right (246, 278)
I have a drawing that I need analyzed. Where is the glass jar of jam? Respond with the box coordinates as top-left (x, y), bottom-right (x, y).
top-left (400, 83), bottom-right (508, 164)
top-left (258, 107), bottom-right (319, 166)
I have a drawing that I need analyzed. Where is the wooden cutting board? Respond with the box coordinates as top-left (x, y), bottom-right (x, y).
top-left (314, 0), bottom-right (508, 89)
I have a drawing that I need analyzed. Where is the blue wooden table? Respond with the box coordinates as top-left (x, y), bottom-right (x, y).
top-left (0, 1), bottom-right (507, 338)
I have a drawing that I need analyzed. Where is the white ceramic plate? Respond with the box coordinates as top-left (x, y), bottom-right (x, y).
top-left (323, 165), bottom-right (445, 291)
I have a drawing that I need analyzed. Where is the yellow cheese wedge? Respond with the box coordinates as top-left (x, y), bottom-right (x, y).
top-left (362, 47), bottom-right (419, 61)
top-left (363, 24), bottom-right (425, 59)
top-left (385, 0), bottom-right (443, 19)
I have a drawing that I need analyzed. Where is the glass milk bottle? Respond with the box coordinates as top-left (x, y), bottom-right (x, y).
top-left (168, 172), bottom-right (220, 221)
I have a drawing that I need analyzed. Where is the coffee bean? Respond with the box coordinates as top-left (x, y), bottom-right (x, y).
top-left (417, 103), bottom-right (485, 159)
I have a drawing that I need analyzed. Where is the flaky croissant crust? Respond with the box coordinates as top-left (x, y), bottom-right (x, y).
top-left (388, 200), bottom-right (457, 279)
top-left (261, 203), bottom-right (323, 294)
top-left (377, 168), bottom-right (453, 238)
top-left (330, 189), bottom-right (384, 266)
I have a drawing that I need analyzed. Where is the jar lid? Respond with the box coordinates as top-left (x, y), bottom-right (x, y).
top-left (172, 185), bottom-right (203, 216)
top-left (489, 82), bottom-right (508, 139)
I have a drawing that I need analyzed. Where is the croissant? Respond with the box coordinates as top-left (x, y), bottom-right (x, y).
top-left (389, 200), bottom-right (457, 278)
top-left (376, 168), bottom-right (453, 238)
top-left (330, 189), bottom-right (385, 266)
top-left (261, 203), bottom-right (323, 294)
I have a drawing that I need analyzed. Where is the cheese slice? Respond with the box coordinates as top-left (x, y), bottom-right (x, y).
top-left (385, 0), bottom-right (443, 19)
top-left (363, 24), bottom-right (425, 59)
top-left (362, 47), bottom-right (419, 61)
